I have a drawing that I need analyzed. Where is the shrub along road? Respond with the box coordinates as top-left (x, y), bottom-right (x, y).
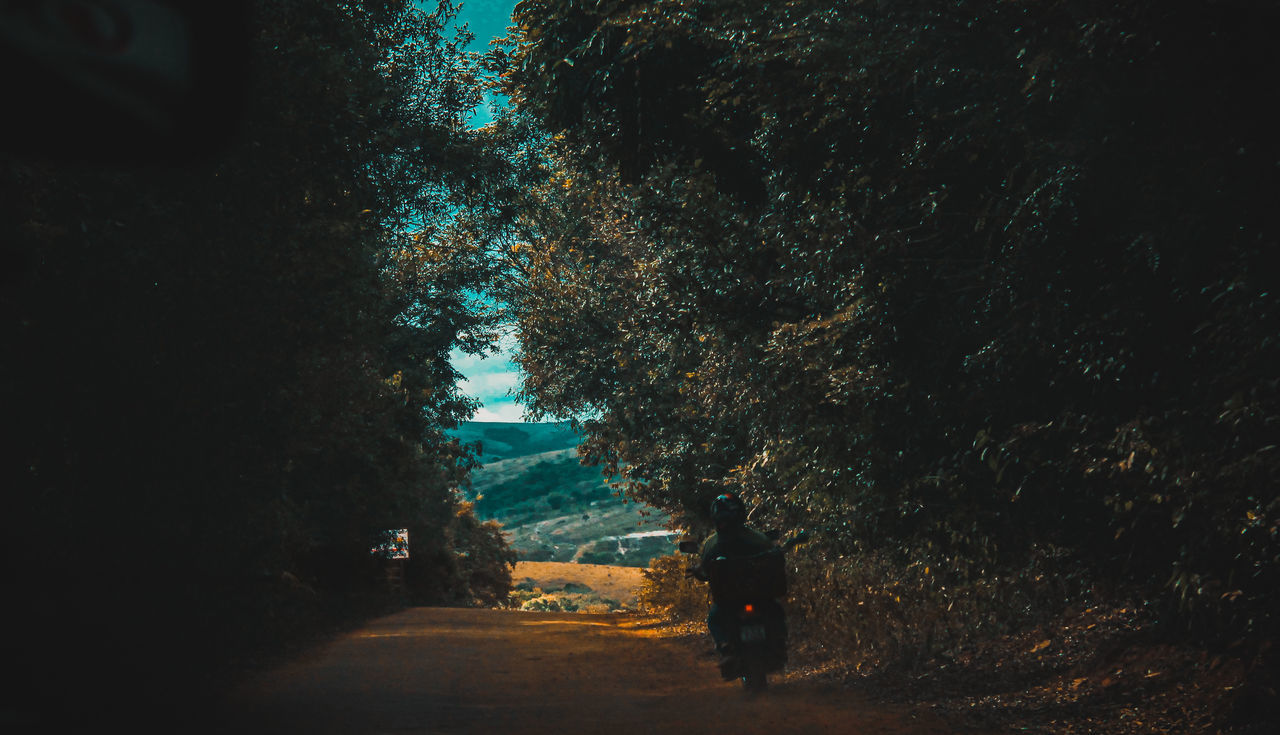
top-left (209, 607), bottom-right (962, 734)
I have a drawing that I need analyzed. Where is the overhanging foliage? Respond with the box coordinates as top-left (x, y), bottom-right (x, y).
top-left (497, 0), bottom-right (1279, 640)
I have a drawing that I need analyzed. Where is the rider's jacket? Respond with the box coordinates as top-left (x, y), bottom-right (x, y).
top-left (699, 525), bottom-right (775, 577)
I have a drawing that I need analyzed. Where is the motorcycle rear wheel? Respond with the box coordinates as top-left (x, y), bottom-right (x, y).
top-left (741, 667), bottom-right (768, 693)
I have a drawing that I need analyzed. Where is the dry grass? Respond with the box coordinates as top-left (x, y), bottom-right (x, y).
top-left (512, 561), bottom-right (646, 608)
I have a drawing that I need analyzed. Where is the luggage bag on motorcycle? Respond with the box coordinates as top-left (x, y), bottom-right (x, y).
top-left (708, 549), bottom-right (787, 605)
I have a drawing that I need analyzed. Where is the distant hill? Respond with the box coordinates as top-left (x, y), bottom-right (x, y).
top-left (449, 421), bottom-right (580, 461)
top-left (449, 422), bottom-right (676, 566)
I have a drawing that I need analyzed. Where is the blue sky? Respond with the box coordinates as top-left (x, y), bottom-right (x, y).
top-left (451, 0), bottom-right (517, 52)
top-left (451, 0), bottom-right (518, 127)
top-left (446, 0), bottom-right (525, 422)
top-left (450, 331), bottom-right (525, 422)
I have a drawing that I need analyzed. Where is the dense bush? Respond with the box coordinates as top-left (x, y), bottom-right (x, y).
top-left (784, 543), bottom-right (1087, 672)
top-left (637, 554), bottom-right (710, 621)
top-left (496, 0), bottom-right (1280, 666)
top-left (411, 502), bottom-right (519, 607)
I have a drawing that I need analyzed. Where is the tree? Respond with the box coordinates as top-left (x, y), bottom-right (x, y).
top-left (2, 0), bottom-right (514, 723)
top-left (497, 0), bottom-right (1280, 651)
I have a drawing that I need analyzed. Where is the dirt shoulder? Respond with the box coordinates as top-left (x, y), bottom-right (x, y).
top-left (784, 601), bottom-right (1279, 735)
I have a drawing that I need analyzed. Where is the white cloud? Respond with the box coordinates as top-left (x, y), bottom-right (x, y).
top-left (449, 348), bottom-right (501, 376)
top-left (451, 336), bottom-right (528, 422)
top-left (472, 401), bottom-right (527, 422)
top-left (458, 370), bottom-right (519, 396)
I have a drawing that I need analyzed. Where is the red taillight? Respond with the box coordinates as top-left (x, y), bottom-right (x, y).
top-left (744, 604), bottom-right (754, 614)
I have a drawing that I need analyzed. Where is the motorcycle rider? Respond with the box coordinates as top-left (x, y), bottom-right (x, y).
top-left (691, 492), bottom-right (787, 679)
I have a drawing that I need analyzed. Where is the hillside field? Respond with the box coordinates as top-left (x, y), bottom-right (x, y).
top-left (509, 561), bottom-right (647, 611)
top-left (451, 422), bottom-right (678, 566)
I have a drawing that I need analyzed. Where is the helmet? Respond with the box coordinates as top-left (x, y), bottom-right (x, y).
top-left (710, 492), bottom-right (746, 528)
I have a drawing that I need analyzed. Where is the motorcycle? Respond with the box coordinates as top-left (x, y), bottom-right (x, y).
top-left (679, 530), bottom-right (808, 692)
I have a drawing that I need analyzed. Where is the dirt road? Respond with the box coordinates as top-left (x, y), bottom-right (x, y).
top-left (210, 607), bottom-right (951, 734)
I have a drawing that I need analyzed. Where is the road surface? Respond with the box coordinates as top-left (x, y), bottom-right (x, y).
top-left (210, 607), bottom-right (951, 734)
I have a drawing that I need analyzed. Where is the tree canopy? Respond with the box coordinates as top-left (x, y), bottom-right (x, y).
top-left (496, 0), bottom-right (1279, 649)
top-left (3, 0), bottom-right (514, 721)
